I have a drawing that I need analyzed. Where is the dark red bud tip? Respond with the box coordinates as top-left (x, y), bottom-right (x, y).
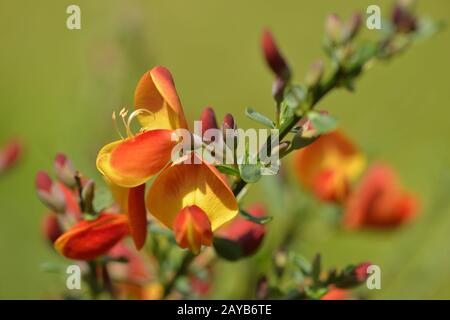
top-left (223, 113), bottom-right (236, 130)
top-left (261, 29), bottom-right (291, 80)
top-left (54, 153), bottom-right (67, 168)
top-left (36, 171), bottom-right (53, 193)
top-left (355, 262), bottom-right (371, 282)
top-left (392, 4), bottom-right (417, 33)
top-left (200, 107), bottom-right (218, 136)
top-left (0, 139), bottom-right (22, 173)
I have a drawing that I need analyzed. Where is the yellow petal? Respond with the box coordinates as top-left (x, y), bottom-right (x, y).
top-left (134, 66), bottom-right (188, 130)
top-left (147, 154), bottom-right (238, 231)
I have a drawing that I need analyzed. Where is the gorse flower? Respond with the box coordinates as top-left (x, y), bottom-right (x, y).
top-left (344, 163), bottom-right (418, 228)
top-left (294, 130), bottom-right (365, 203)
top-left (55, 213), bottom-right (129, 260)
top-left (96, 66), bottom-right (238, 253)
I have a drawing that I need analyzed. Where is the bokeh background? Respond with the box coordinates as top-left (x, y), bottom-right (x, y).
top-left (0, 0), bottom-right (449, 299)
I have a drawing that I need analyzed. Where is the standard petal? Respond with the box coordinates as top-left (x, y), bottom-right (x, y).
top-left (147, 155), bottom-right (238, 232)
top-left (54, 213), bottom-right (129, 260)
top-left (96, 129), bottom-right (177, 188)
top-left (134, 66), bottom-right (188, 130)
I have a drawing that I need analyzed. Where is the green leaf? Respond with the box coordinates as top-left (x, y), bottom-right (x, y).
top-left (290, 253), bottom-right (312, 276)
top-left (311, 253), bottom-right (322, 284)
top-left (213, 237), bottom-right (243, 261)
top-left (245, 108), bottom-right (275, 128)
top-left (240, 209), bottom-right (273, 225)
top-left (307, 111), bottom-right (338, 135)
top-left (239, 163), bottom-right (261, 183)
top-left (284, 85), bottom-right (307, 111)
top-left (93, 185), bottom-right (115, 211)
top-left (215, 164), bottom-right (240, 177)
top-left (291, 129), bottom-right (318, 150)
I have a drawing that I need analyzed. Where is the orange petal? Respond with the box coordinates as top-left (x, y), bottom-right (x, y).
top-left (128, 184), bottom-right (147, 249)
top-left (173, 205), bottom-right (213, 254)
top-left (294, 130), bottom-right (365, 202)
top-left (147, 154), bottom-right (238, 232)
top-left (134, 66), bottom-right (188, 130)
top-left (54, 213), bottom-right (129, 260)
top-left (96, 129), bottom-right (177, 188)
top-left (344, 163), bottom-right (418, 229)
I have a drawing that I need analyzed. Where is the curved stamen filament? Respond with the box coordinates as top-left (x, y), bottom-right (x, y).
top-left (111, 108), bottom-right (155, 140)
top-left (127, 109), bottom-right (155, 136)
top-left (112, 111), bottom-right (125, 140)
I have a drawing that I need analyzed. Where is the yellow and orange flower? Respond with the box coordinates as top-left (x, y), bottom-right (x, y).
top-left (147, 154), bottom-right (238, 254)
top-left (96, 66), bottom-right (238, 253)
top-left (55, 213), bottom-right (129, 260)
top-left (293, 130), bottom-right (365, 203)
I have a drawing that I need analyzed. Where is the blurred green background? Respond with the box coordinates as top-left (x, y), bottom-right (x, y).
top-left (0, 0), bottom-right (449, 299)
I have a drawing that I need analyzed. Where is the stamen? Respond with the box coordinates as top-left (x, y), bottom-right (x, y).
top-left (111, 111), bottom-right (125, 140)
top-left (127, 109), bottom-right (155, 136)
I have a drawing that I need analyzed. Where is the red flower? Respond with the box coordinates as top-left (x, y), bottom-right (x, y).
top-left (344, 163), bottom-right (418, 228)
top-left (216, 204), bottom-right (267, 257)
top-left (55, 213), bottom-right (129, 260)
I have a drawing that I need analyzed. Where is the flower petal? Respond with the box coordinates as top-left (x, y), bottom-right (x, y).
top-left (173, 205), bottom-right (213, 254)
top-left (134, 66), bottom-right (188, 130)
top-left (96, 129), bottom-right (176, 188)
top-left (294, 130), bottom-right (365, 202)
top-left (344, 163), bottom-right (418, 228)
top-left (55, 213), bottom-right (129, 260)
top-left (147, 154), bottom-right (238, 231)
top-left (128, 184), bottom-right (147, 250)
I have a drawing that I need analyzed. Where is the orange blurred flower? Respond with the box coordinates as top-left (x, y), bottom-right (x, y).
top-left (321, 286), bottom-right (351, 300)
top-left (344, 163), bottom-right (418, 229)
top-left (293, 130), bottom-right (365, 203)
top-left (55, 213), bottom-right (129, 260)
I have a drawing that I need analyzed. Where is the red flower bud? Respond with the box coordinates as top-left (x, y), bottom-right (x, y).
top-left (200, 107), bottom-right (218, 137)
top-left (0, 139), bottom-right (22, 174)
top-left (392, 3), bottom-right (417, 33)
top-left (216, 204), bottom-right (266, 257)
top-left (41, 213), bottom-right (63, 244)
top-left (54, 153), bottom-right (77, 188)
top-left (173, 205), bottom-right (213, 255)
top-left (354, 262), bottom-right (371, 282)
top-left (36, 171), bottom-right (66, 213)
top-left (261, 29), bottom-right (291, 80)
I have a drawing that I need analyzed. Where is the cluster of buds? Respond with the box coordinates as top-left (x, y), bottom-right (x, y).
top-left (36, 153), bottom-right (130, 260)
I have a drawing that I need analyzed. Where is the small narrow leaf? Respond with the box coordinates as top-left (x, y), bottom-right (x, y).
top-left (308, 111), bottom-right (338, 134)
top-left (245, 108), bottom-right (275, 128)
top-left (240, 209), bottom-right (273, 225)
top-left (215, 164), bottom-right (240, 177)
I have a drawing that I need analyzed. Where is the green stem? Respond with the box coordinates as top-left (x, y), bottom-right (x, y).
top-left (162, 251), bottom-right (195, 298)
